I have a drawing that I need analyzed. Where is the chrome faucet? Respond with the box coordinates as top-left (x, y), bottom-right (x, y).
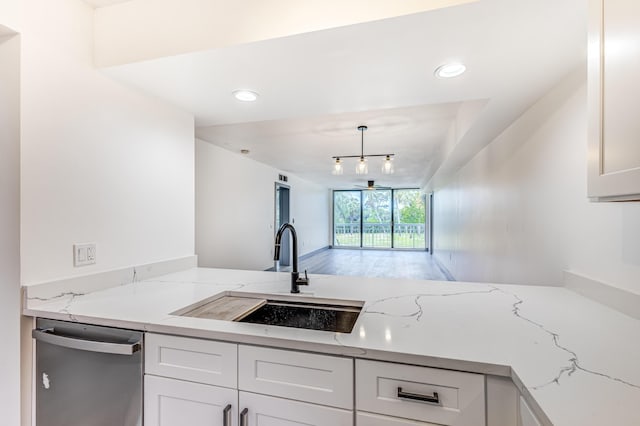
top-left (274, 223), bottom-right (309, 293)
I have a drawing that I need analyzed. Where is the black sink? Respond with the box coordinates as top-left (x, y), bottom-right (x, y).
top-left (238, 300), bottom-right (361, 333)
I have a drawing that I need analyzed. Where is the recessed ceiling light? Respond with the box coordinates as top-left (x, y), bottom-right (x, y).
top-left (233, 90), bottom-right (259, 102)
top-left (240, 149), bottom-right (250, 154)
top-left (434, 62), bottom-right (466, 78)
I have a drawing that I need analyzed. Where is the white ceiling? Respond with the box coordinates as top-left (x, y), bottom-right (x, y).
top-left (104, 0), bottom-right (587, 189)
top-left (197, 102), bottom-right (469, 189)
top-left (83, 0), bottom-right (131, 8)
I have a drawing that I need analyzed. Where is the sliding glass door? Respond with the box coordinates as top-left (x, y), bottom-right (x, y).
top-left (362, 190), bottom-right (392, 248)
top-left (333, 191), bottom-right (361, 247)
top-left (393, 189), bottom-right (426, 249)
top-left (333, 189), bottom-right (426, 249)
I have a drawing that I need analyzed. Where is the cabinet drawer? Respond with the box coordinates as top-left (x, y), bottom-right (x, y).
top-left (238, 345), bottom-right (353, 409)
top-left (240, 391), bottom-right (353, 426)
top-left (357, 411), bottom-right (440, 425)
top-left (356, 360), bottom-right (485, 426)
top-left (145, 333), bottom-right (237, 388)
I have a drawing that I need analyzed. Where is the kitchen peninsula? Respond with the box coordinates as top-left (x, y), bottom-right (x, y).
top-left (24, 267), bottom-right (640, 426)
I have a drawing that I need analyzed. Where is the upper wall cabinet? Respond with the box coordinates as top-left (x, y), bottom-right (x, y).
top-left (588, 0), bottom-right (640, 201)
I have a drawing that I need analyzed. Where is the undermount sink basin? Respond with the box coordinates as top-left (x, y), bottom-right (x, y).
top-left (173, 292), bottom-right (363, 333)
top-left (238, 300), bottom-right (362, 333)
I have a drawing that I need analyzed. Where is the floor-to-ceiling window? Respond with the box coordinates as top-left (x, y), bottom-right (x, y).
top-left (333, 189), bottom-right (426, 250)
top-left (393, 189), bottom-right (426, 249)
top-left (362, 189), bottom-right (392, 248)
top-left (333, 191), bottom-right (361, 247)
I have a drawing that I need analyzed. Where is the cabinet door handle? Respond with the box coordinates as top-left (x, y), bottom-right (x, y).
top-left (240, 408), bottom-right (248, 426)
top-left (223, 404), bottom-right (232, 426)
top-left (397, 387), bottom-right (440, 405)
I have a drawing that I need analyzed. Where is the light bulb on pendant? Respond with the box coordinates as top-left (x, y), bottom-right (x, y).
top-left (381, 155), bottom-right (394, 174)
top-left (332, 158), bottom-right (343, 175)
top-left (356, 157), bottom-right (368, 175)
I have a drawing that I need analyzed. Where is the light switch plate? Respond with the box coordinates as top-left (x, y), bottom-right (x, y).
top-left (73, 243), bottom-right (96, 267)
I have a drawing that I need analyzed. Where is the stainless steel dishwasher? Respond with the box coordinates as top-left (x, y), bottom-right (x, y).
top-left (33, 318), bottom-right (143, 426)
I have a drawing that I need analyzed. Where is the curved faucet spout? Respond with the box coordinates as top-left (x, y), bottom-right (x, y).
top-left (274, 223), bottom-right (296, 264)
top-left (274, 223), bottom-right (308, 293)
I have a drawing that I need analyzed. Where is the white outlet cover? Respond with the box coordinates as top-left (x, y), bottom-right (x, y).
top-left (74, 243), bottom-right (96, 267)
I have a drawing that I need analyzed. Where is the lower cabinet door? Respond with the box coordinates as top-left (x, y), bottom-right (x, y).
top-left (145, 375), bottom-right (237, 426)
top-left (239, 391), bottom-right (353, 426)
top-left (357, 411), bottom-right (440, 426)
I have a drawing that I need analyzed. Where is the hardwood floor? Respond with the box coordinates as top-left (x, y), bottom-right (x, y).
top-left (280, 248), bottom-right (453, 281)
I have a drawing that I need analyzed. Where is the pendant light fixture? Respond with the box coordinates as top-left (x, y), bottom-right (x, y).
top-left (356, 157), bottom-right (368, 175)
top-left (331, 125), bottom-right (394, 176)
top-left (381, 155), bottom-right (394, 174)
top-left (332, 158), bottom-right (343, 175)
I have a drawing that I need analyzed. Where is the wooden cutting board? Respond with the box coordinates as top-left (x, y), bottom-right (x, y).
top-left (181, 296), bottom-right (267, 321)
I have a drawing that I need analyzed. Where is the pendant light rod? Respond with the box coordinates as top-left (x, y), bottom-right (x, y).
top-left (331, 125), bottom-right (395, 174)
top-left (359, 125), bottom-right (366, 158)
top-left (332, 125), bottom-right (394, 159)
top-left (331, 154), bottom-right (394, 159)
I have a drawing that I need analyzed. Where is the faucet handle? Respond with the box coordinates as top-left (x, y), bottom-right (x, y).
top-left (297, 269), bottom-right (309, 285)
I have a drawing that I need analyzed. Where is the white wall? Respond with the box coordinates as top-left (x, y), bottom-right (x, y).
top-left (196, 139), bottom-right (329, 271)
top-left (288, 176), bottom-right (331, 259)
top-left (0, 33), bottom-right (21, 426)
top-left (433, 69), bottom-right (640, 294)
top-left (0, 2), bottom-right (197, 424)
top-left (14, 0), bottom-right (195, 285)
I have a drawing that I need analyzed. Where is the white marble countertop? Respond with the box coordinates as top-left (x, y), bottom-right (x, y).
top-left (23, 267), bottom-right (640, 426)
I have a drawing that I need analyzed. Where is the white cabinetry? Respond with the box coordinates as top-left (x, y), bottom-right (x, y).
top-left (519, 396), bottom-right (542, 426)
top-left (237, 345), bottom-right (353, 425)
top-left (357, 412), bottom-right (441, 425)
top-left (486, 376), bottom-right (519, 426)
top-left (145, 333), bottom-right (237, 387)
top-left (588, 0), bottom-right (640, 200)
top-left (239, 391), bottom-right (352, 426)
top-left (238, 345), bottom-right (353, 409)
top-left (144, 334), bottom-right (354, 426)
top-left (144, 333), bottom-right (490, 426)
top-left (144, 334), bottom-right (238, 426)
top-left (356, 360), bottom-right (485, 426)
top-left (145, 375), bottom-right (237, 426)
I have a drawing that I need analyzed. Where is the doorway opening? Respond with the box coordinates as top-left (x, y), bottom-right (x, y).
top-left (275, 183), bottom-right (291, 267)
top-left (333, 189), bottom-right (427, 250)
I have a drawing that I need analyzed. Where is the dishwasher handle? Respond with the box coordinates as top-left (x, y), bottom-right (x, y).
top-left (32, 328), bottom-right (141, 355)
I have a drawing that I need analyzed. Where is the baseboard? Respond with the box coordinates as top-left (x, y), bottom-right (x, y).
top-left (564, 271), bottom-right (640, 320)
top-left (433, 254), bottom-right (456, 281)
top-left (300, 245), bottom-right (330, 261)
top-left (24, 255), bottom-right (198, 308)
top-left (264, 246), bottom-right (330, 272)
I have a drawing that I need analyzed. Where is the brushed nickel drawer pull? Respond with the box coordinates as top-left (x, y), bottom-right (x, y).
top-left (240, 408), bottom-right (249, 426)
top-left (397, 387), bottom-right (440, 405)
top-left (223, 404), bottom-right (232, 426)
